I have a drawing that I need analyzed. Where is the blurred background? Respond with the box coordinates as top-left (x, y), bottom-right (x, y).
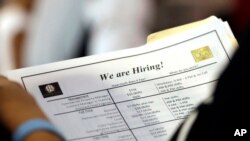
top-left (0, 0), bottom-right (249, 75)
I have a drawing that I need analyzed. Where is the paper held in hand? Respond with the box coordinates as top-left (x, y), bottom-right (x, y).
top-left (8, 16), bottom-right (238, 141)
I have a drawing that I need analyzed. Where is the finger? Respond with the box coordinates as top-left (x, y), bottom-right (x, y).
top-left (0, 76), bottom-right (8, 85)
top-left (0, 75), bottom-right (7, 80)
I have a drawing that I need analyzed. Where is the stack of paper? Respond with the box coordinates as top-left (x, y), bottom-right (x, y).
top-left (8, 16), bottom-right (238, 141)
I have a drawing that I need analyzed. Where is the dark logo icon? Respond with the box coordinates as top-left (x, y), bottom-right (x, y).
top-left (39, 82), bottom-right (63, 98)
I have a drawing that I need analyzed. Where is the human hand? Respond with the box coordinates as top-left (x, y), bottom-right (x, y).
top-left (0, 76), bottom-right (64, 141)
top-left (0, 75), bottom-right (47, 132)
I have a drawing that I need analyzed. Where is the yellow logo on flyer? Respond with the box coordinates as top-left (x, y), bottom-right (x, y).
top-left (191, 46), bottom-right (213, 62)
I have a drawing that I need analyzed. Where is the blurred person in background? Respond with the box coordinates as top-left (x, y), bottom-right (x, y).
top-left (0, 0), bottom-right (155, 73)
top-left (1, 0), bottom-right (236, 72)
top-left (21, 0), bottom-right (236, 68)
top-left (21, 0), bottom-right (155, 67)
top-left (0, 0), bottom-right (35, 75)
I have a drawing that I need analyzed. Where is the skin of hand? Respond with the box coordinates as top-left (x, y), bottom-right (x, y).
top-left (0, 76), bottom-right (62, 141)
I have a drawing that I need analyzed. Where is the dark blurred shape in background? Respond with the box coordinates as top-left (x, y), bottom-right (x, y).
top-left (152, 0), bottom-right (233, 32)
top-left (232, 0), bottom-right (250, 35)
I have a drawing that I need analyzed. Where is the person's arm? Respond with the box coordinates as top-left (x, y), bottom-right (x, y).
top-left (0, 76), bottom-right (63, 141)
